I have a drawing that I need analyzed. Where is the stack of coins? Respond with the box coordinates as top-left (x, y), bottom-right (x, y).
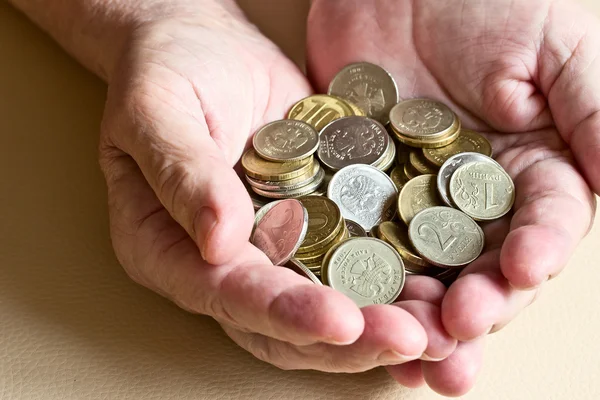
top-left (242, 120), bottom-right (325, 199)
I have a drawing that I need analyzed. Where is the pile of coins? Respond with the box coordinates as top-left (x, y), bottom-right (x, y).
top-left (248, 62), bottom-right (515, 308)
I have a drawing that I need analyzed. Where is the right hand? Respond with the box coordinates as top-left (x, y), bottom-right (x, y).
top-left (98, 0), bottom-right (456, 377)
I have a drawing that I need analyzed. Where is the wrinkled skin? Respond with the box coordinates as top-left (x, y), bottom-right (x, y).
top-left (308, 0), bottom-right (600, 395)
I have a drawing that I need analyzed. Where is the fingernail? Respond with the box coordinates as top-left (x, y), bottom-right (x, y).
top-left (196, 207), bottom-right (218, 260)
top-left (421, 354), bottom-right (446, 362)
top-left (377, 350), bottom-right (418, 364)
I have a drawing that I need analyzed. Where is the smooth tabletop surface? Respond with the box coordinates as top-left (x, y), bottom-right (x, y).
top-left (1, 1), bottom-right (599, 399)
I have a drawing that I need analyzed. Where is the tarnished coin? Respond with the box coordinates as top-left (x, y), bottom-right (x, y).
top-left (437, 153), bottom-right (502, 207)
top-left (286, 259), bottom-right (323, 285)
top-left (449, 161), bottom-right (515, 220)
top-left (251, 199), bottom-right (309, 266)
top-left (398, 174), bottom-right (443, 225)
top-left (409, 151), bottom-right (439, 175)
top-left (318, 116), bottom-right (390, 171)
top-left (423, 129), bottom-right (492, 167)
top-left (390, 99), bottom-right (457, 139)
top-left (408, 206), bottom-right (484, 268)
top-left (390, 166), bottom-right (409, 192)
top-left (325, 238), bottom-right (405, 307)
top-left (288, 94), bottom-right (355, 132)
top-left (404, 161), bottom-right (421, 180)
top-left (345, 219), bottom-right (367, 237)
top-left (394, 140), bottom-right (411, 165)
top-left (328, 164), bottom-right (398, 231)
top-left (253, 120), bottom-right (319, 162)
top-left (245, 159), bottom-right (321, 191)
top-left (297, 196), bottom-right (344, 253)
top-left (242, 149), bottom-right (314, 181)
top-left (328, 62), bottom-right (399, 125)
top-left (377, 221), bottom-right (429, 267)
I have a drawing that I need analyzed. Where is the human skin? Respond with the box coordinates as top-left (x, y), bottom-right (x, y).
top-left (307, 0), bottom-right (600, 395)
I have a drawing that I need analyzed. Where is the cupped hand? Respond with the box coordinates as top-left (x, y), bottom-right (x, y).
top-left (308, 0), bottom-right (600, 395)
top-left (98, 1), bottom-right (456, 374)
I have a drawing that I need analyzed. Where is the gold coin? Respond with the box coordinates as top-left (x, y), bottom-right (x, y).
top-left (449, 161), bottom-right (515, 221)
top-left (345, 219), bottom-right (367, 237)
top-left (296, 222), bottom-right (348, 258)
top-left (404, 160), bottom-right (421, 180)
top-left (288, 94), bottom-right (355, 132)
top-left (250, 170), bottom-right (324, 199)
top-left (253, 119), bottom-right (319, 162)
top-left (330, 95), bottom-right (366, 116)
top-left (377, 221), bottom-right (429, 267)
top-left (242, 149), bottom-right (314, 181)
top-left (394, 139), bottom-right (411, 164)
top-left (373, 140), bottom-right (396, 171)
top-left (391, 117), bottom-right (461, 148)
top-left (390, 166), bottom-right (409, 192)
top-left (423, 129), bottom-right (493, 167)
top-left (296, 196), bottom-right (343, 253)
top-left (389, 99), bottom-right (457, 140)
top-left (409, 151), bottom-right (439, 175)
top-left (369, 224), bottom-right (380, 238)
top-left (245, 159), bottom-right (321, 191)
top-left (398, 174), bottom-right (443, 225)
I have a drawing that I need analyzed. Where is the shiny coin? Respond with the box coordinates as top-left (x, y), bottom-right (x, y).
top-left (390, 166), bottom-right (409, 192)
top-left (318, 116), bottom-right (390, 171)
top-left (398, 174), bottom-right (443, 225)
top-left (288, 94), bottom-right (355, 132)
top-left (244, 179), bottom-right (271, 211)
top-left (297, 196), bottom-right (344, 253)
top-left (389, 99), bottom-right (457, 140)
top-left (245, 159), bottom-right (321, 191)
top-left (437, 153), bottom-right (502, 207)
top-left (328, 62), bottom-right (399, 125)
top-left (325, 238), bottom-right (405, 307)
top-left (449, 161), bottom-right (515, 220)
top-left (251, 171), bottom-right (325, 199)
top-left (242, 149), bottom-right (314, 181)
top-left (253, 200), bottom-right (282, 228)
top-left (409, 151), bottom-right (439, 175)
top-left (328, 164), bottom-right (398, 231)
top-left (253, 120), bottom-right (319, 162)
top-left (251, 199), bottom-right (309, 266)
top-left (345, 219), bottom-right (367, 237)
top-left (286, 259), bottom-right (323, 285)
top-left (409, 206), bottom-right (484, 268)
top-left (373, 139), bottom-right (396, 171)
top-left (423, 129), bottom-right (493, 167)
top-left (369, 224), bottom-right (380, 238)
top-left (403, 161), bottom-right (421, 180)
top-left (377, 221), bottom-right (429, 267)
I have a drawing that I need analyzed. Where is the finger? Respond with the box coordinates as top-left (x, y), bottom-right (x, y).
top-left (385, 362), bottom-right (425, 389)
top-left (422, 339), bottom-right (485, 397)
top-left (103, 154), bottom-right (365, 346)
top-left (394, 301), bottom-right (457, 361)
top-left (397, 275), bottom-right (447, 306)
top-left (223, 303), bottom-right (427, 373)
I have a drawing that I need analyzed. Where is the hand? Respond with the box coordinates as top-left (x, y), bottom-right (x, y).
top-left (99, 1), bottom-right (457, 373)
top-left (308, 0), bottom-right (599, 395)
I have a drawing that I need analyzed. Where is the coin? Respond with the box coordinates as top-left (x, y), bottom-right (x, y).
top-left (409, 151), bottom-right (439, 175)
top-left (253, 200), bottom-right (282, 228)
top-left (253, 120), bottom-right (319, 162)
top-left (251, 199), bottom-right (309, 266)
top-left (423, 129), bottom-right (493, 167)
top-left (449, 161), bottom-right (515, 220)
top-left (345, 219), bottom-right (367, 237)
top-left (408, 206), bottom-right (484, 268)
top-left (244, 179), bottom-right (270, 211)
top-left (328, 164), bottom-right (398, 231)
top-left (330, 95), bottom-right (366, 117)
top-left (245, 159), bottom-right (321, 191)
top-left (250, 170), bottom-right (325, 199)
top-left (369, 224), bottom-right (380, 238)
top-left (318, 116), bottom-right (390, 171)
top-left (394, 139), bottom-right (410, 164)
top-left (297, 196), bottom-right (343, 253)
top-left (437, 153), bottom-right (502, 207)
top-left (242, 149), bottom-right (314, 181)
top-left (288, 94), bottom-right (355, 132)
top-left (286, 259), bottom-right (323, 285)
top-left (377, 221), bottom-right (429, 267)
top-left (398, 174), bottom-right (443, 225)
top-left (390, 166), bottom-right (409, 191)
top-left (325, 238), bottom-right (405, 307)
top-left (403, 161), bottom-right (421, 180)
top-left (389, 99), bottom-right (457, 140)
top-left (373, 139), bottom-right (396, 171)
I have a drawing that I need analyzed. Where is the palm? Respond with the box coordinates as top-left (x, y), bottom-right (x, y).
top-left (308, 0), bottom-right (599, 394)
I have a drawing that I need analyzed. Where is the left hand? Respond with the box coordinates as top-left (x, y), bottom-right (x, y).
top-left (308, 0), bottom-right (600, 395)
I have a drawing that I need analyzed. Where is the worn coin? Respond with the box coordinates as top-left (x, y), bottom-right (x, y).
top-left (328, 164), bottom-right (398, 231)
top-left (318, 116), bottom-right (390, 171)
top-left (377, 221), bottom-right (429, 267)
top-left (253, 200), bottom-right (282, 228)
top-left (253, 119), bottom-right (319, 162)
top-left (389, 99), bottom-right (457, 140)
top-left (288, 94), bottom-right (355, 132)
top-left (398, 174), bottom-right (443, 225)
top-left (423, 129), bottom-right (492, 167)
top-left (251, 199), bottom-right (309, 266)
top-left (245, 159), bottom-right (321, 191)
top-left (393, 139), bottom-right (410, 164)
top-left (403, 161), bottom-right (421, 180)
top-left (325, 238), bottom-right (405, 307)
top-left (345, 219), bottom-right (367, 237)
top-left (297, 196), bottom-right (344, 253)
top-left (449, 161), bottom-right (515, 220)
top-left (408, 206), bottom-right (484, 268)
top-left (285, 259), bottom-right (323, 285)
top-left (328, 62), bottom-right (399, 125)
top-left (242, 149), bottom-right (314, 181)
top-left (390, 166), bottom-right (409, 192)
top-left (409, 151), bottom-right (439, 175)
top-left (437, 152), bottom-right (502, 207)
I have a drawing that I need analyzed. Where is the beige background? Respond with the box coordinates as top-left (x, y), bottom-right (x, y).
top-left (1, 0), bottom-right (599, 399)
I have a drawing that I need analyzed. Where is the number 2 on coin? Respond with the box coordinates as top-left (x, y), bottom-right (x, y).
top-left (417, 222), bottom-right (457, 252)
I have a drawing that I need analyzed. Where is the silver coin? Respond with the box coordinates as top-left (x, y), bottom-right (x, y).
top-left (327, 164), bottom-right (398, 231)
top-left (246, 162), bottom-right (323, 191)
top-left (251, 169), bottom-right (325, 199)
top-left (252, 119), bottom-right (319, 162)
top-left (345, 219), bottom-right (368, 237)
top-left (437, 152), bottom-right (501, 207)
top-left (325, 237), bottom-right (405, 307)
top-left (286, 258), bottom-right (323, 285)
top-left (328, 62), bottom-right (399, 125)
top-left (318, 116), bottom-right (390, 171)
